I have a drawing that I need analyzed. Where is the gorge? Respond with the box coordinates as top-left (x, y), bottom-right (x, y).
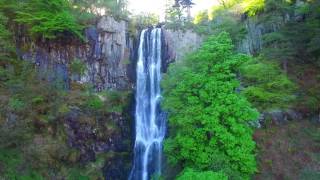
top-left (0, 0), bottom-right (320, 179)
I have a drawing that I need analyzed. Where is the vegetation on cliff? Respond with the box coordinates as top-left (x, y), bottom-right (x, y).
top-left (0, 59), bottom-right (132, 179)
top-left (0, 1), bottom-right (132, 179)
top-left (0, 0), bottom-right (128, 40)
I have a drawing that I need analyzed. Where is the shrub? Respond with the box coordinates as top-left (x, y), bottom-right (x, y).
top-left (86, 95), bottom-right (104, 110)
top-left (8, 97), bottom-right (25, 111)
top-left (14, 0), bottom-right (84, 39)
top-left (99, 90), bottom-right (130, 113)
top-left (70, 59), bottom-right (87, 76)
top-left (31, 95), bottom-right (45, 105)
top-left (239, 58), bottom-right (297, 111)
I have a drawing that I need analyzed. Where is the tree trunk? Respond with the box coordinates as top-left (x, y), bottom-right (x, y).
top-left (187, 6), bottom-right (191, 21)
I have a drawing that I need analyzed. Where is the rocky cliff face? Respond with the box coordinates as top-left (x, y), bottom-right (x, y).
top-left (237, 1), bottom-right (305, 55)
top-left (163, 29), bottom-right (202, 65)
top-left (237, 14), bottom-right (289, 55)
top-left (19, 16), bottom-right (137, 91)
top-left (14, 16), bottom-right (138, 179)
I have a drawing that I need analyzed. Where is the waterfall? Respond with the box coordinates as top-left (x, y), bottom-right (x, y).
top-left (129, 28), bottom-right (166, 180)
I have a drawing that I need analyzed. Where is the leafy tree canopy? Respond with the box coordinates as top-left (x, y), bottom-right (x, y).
top-left (176, 168), bottom-right (228, 180)
top-left (162, 32), bottom-right (259, 179)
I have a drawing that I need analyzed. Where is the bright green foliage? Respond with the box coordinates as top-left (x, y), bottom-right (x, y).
top-left (13, 0), bottom-right (83, 39)
top-left (192, 10), bottom-right (212, 35)
top-left (0, 0), bottom-right (129, 40)
top-left (71, 0), bottom-right (128, 19)
top-left (239, 58), bottom-right (297, 111)
top-left (194, 10), bottom-right (208, 25)
top-left (8, 97), bottom-right (26, 111)
top-left (242, 0), bottom-right (265, 16)
top-left (82, 90), bottom-right (131, 112)
top-left (209, 0), bottom-right (265, 17)
top-left (177, 168), bottom-right (228, 180)
top-left (211, 10), bottom-right (247, 43)
top-left (86, 95), bottom-right (104, 110)
top-left (162, 32), bottom-right (259, 179)
top-left (193, 1), bottom-right (247, 42)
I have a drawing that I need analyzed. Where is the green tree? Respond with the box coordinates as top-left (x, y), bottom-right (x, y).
top-left (242, 0), bottom-right (265, 16)
top-left (71, 0), bottom-right (128, 18)
top-left (239, 57), bottom-right (297, 111)
top-left (13, 0), bottom-right (84, 39)
top-left (130, 13), bottom-right (160, 29)
top-left (165, 0), bottom-right (195, 29)
top-left (177, 168), bottom-right (228, 180)
top-left (162, 32), bottom-right (259, 179)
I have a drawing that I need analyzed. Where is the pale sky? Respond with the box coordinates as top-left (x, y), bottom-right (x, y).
top-left (128, 0), bottom-right (219, 21)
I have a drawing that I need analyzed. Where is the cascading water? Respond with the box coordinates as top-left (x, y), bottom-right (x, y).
top-left (129, 28), bottom-right (166, 180)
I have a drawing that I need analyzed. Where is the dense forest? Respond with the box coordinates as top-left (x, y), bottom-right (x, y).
top-left (0, 0), bottom-right (319, 179)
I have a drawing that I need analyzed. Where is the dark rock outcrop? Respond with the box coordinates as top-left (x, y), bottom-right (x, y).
top-left (64, 107), bottom-right (132, 163)
top-left (259, 109), bottom-right (303, 126)
top-left (237, 0), bottom-right (307, 55)
top-left (237, 14), bottom-right (289, 55)
top-left (18, 16), bottom-right (137, 91)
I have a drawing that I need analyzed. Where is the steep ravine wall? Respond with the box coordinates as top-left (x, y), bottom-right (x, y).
top-left (237, 14), bottom-right (289, 55)
top-left (18, 16), bottom-right (138, 91)
top-left (237, 1), bottom-right (305, 55)
top-left (163, 29), bottom-right (203, 65)
top-left (15, 16), bottom-right (139, 179)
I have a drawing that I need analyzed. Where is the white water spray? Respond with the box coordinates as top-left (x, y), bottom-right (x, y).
top-left (129, 28), bottom-right (166, 180)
